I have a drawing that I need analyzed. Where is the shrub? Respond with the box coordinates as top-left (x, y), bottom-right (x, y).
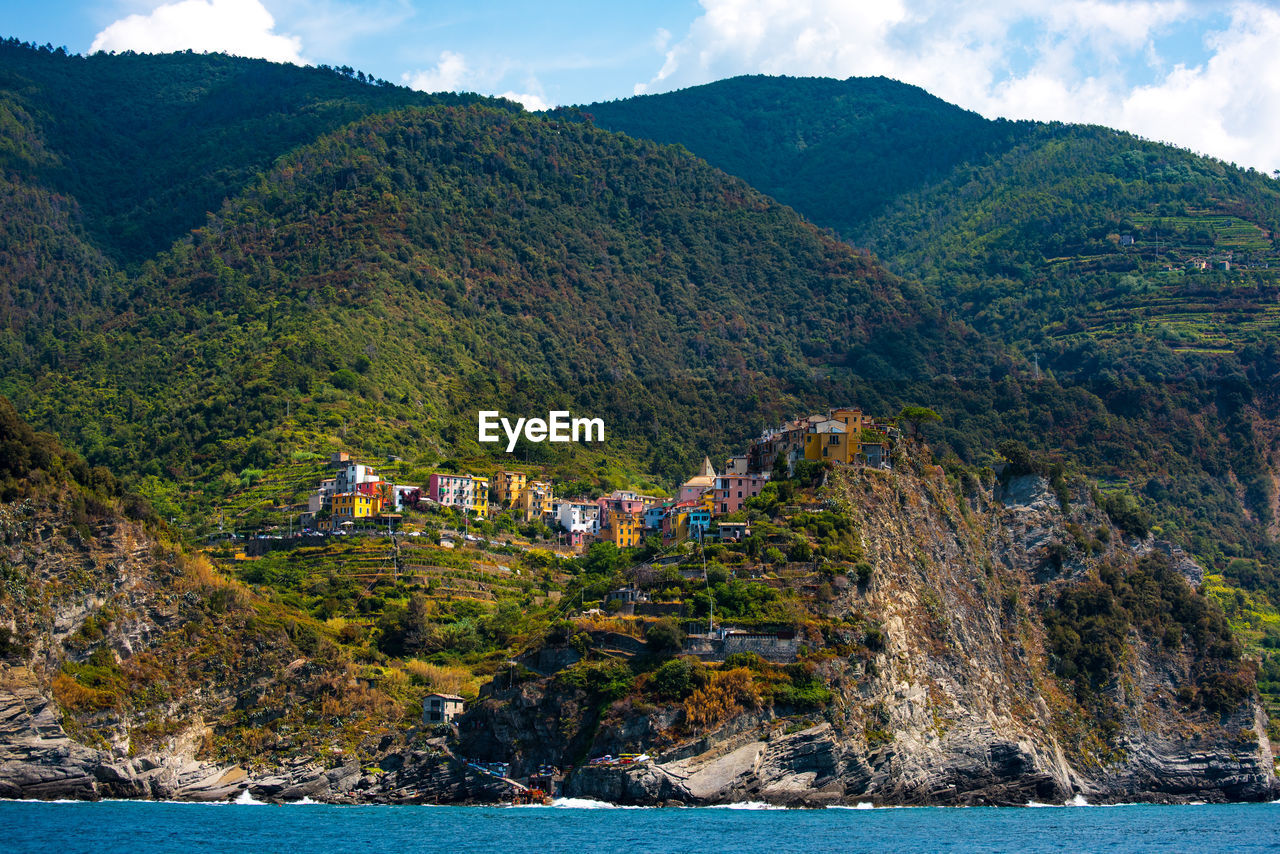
top-left (650, 656), bottom-right (707, 700)
top-left (557, 659), bottom-right (634, 700)
top-left (683, 667), bottom-right (761, 731)
top-left (645, 618), bottom-right (686, 655)
top-left (330, 368), bottom-right (361, 390)
top-left (1099, 491), bottom-right (1152, 538)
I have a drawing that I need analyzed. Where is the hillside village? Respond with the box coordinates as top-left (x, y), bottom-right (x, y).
top-left (292, 407), bottom-right (897, 551)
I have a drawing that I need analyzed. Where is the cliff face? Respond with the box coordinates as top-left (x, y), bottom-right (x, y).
top-left (0, 455), bottom-right (1273, 805)
top-left (0, 489), bottom-right (236, 799)
top-left (476, 463), bottom-right (1277, 806)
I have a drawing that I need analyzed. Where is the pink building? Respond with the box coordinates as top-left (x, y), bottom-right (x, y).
top-left (428, 473), bottom-right (473, 511)
top-left (713, 473), bottom-right (769, 515)
top-left (596, 490), bottom-right (657, 521)
top-left (678, 457), bottom-right (718, 503)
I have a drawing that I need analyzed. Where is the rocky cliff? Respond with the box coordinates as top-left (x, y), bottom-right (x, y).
top-left (0, 483), bottom-right (522, 804)
top-left (0, 432), bottom-right (1273, 805)
top-left (464, 462), bottom-right (1277, 806)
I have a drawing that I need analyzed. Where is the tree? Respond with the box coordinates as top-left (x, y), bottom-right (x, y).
top-left (898, 405), bottom-right (941, 438)
top-left (645, 618), bottom-right (686, 655)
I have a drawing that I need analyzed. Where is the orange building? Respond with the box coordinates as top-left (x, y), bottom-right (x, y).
top-left (494, 470), bottom-right (528, 507)
top-left (607, 509), bottom-right (644, 549)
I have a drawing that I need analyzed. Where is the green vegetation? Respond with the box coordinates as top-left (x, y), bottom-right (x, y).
top-left (1042, 553), bottom-right (1244, 729)
top-left (1, 47), bottom-right (964, 529)
top-left (0, 49), bottom-right (1276, 764)
top-left (581, 74), bottom-right (1280, 629)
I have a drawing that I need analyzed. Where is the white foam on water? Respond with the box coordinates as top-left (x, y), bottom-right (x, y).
top-left (825, 802), bottom-right (877, 810)
top-left (548, 797), bottom-right (625, 809)
top-left (1065, 794), bottom-right (1091, 807)
top-left (708, 801), bottom-right (785, 810)
top-left (232, 790), bottom-right (266, 805)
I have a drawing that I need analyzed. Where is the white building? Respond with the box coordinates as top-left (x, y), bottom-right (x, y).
top-left (422, 693), bottom-right (464, 724)
top-left (556, 500), bottom-right (600, 537)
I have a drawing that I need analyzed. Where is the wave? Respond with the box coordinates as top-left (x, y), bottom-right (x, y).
top-left (547, 797), bottom-right (635, 809)
top-left (232, 790), bottom-right (267, 805)
top-left (707, 802), bottom-right (786, 810)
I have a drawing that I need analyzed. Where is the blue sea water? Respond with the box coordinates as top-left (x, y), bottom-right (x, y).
top-left (2, 798), bottom-right (1278, 854)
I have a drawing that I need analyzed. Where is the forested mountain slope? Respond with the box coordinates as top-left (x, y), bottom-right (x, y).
top-left (583, 75), bottom-right (1030, 238)
top-left (0, 55), bottom-right (964, 517)
top-left (0, 39), bottom-right (506, 264)
top-left (1, 48), bottom-right (1277, 625)
top-left (582, 74), bottom-right (1280, 601)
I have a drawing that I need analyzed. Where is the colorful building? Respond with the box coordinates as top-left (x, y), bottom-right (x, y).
top-left (519, 481), bottom-right (554, 521)
top-left (830, 407), bottom-right (876, 432)
top-left (494, 470), bottom-right (528, 508)
top-left (428, 473), bottom-right (474, 513)
top-left (332, 492), bottom-right (381, 521)
top-left (713, 473), bottom-right (769, 515)
top-left (678, 457), bottom-right (718, 503)
top-left (663, 499), bottom-right (713, 543)
top-left (469, 476), bottom-right (490, 519)
top-left (804, 421), bottom-right (860, 465)
top-left (335, 462), bottom-right (379, 493)
top-left (643, 503), bottom-right (671, 531)
top-left (597, 490), bottom-right (659, 522)
top-left (556, 500), bottom-right (600, 548)
top-left (607, 509), bottom-right (645, 549)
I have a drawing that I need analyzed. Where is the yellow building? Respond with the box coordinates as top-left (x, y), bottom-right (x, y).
top-left (804, 423), bottom-right (861, 465)
top-left (468, 476), bottom-right (490, 519)
top-left (494, 470), bottom-right (528, 507)
top-left (830, 407), bottom-right (875, 432)
top-left (519, 480), bottom-right (554, 521)
top-left (608, 510), bottom-right (644, 549)
top-left (333, 492), bottom-right (381, 520)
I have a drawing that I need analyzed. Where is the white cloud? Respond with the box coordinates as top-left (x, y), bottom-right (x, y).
top-left (403, 50), bottom-right (552, 111)
top-left (1116, 4), bottom-right (1280, 169)
top-left (270, 0), bottom-right (415, 61)
top-left (638, 0), bottom-right (1280, 171)
top-left (402, 50), bottom-right (470, 92)
top-left (499, 90), bottom-right (551, 111)
top-left (90, 0), bottom-right (304, 64)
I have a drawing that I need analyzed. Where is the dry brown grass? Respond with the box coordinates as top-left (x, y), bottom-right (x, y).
top-left (572, 614), bottom-right (645, 637)
top-left (174, 551), bottom-right (234, 592)
top-left (683, 667), bottom-right (761, 732)
top-left (402, 660), bottom-right (469, 695)
top-left (51, 672), bottom-right (117, 712)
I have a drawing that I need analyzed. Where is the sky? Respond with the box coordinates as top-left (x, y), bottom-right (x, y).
top-left (8, 0), bottom-right (1280, 173)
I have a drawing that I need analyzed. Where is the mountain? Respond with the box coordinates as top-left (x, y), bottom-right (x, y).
top-left (582, 75), bottom-right (1280, 600)
top-left (2, 49), bottom-right (1275, 591)
top-left (582, 75), bottom-right (1030, 238)
top-left (0, 39), bottom-right (506, 265)
top-left (0, 46), bottom-right (1275, 805)
top-left (0, 45), bottom-right (972, 522)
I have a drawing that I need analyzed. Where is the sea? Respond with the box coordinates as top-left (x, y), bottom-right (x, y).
top-left (2, 797), bottom-right (1278, 853)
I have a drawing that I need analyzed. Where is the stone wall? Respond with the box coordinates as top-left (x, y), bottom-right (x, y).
top-left (682, 633), bottom-right (798, 662)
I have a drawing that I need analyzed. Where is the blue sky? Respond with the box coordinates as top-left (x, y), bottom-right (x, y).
top-left (9, 1), bottom-right (1280, 172)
